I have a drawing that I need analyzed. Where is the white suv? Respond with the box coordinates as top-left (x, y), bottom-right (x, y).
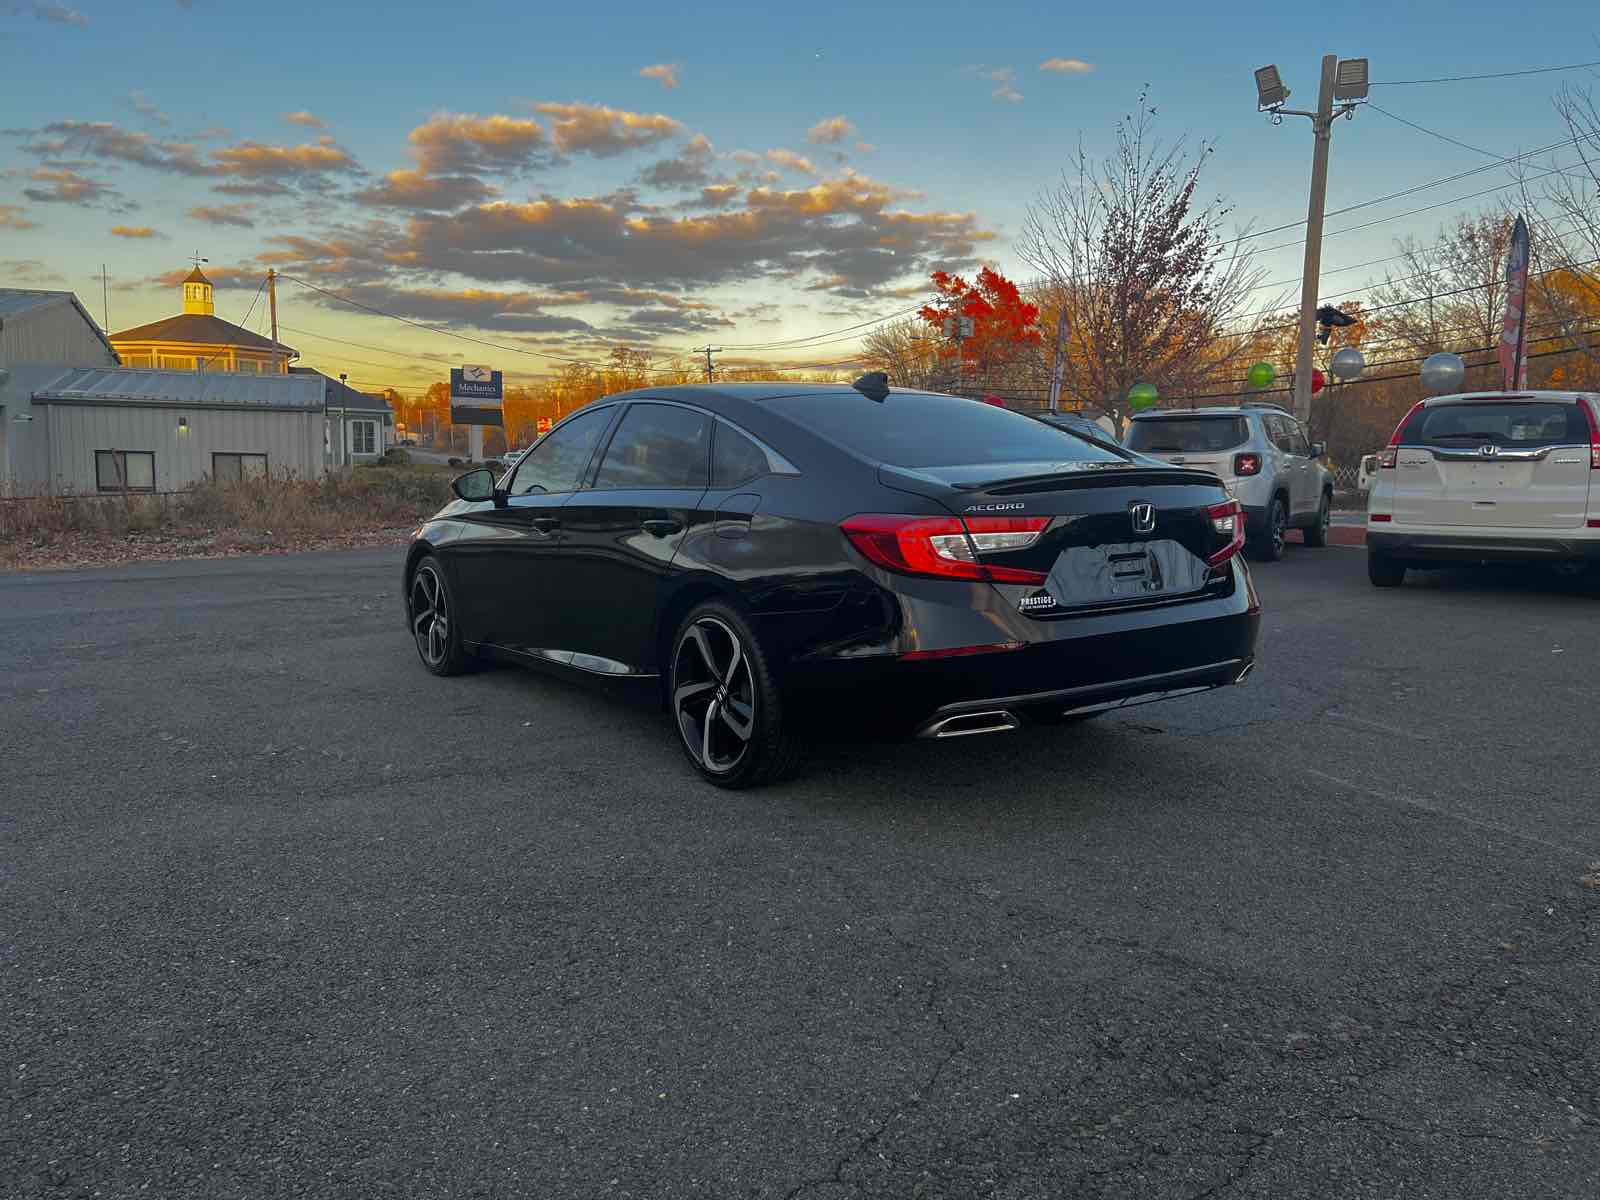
top-left (1366, 390), bottom-right (1600, 587)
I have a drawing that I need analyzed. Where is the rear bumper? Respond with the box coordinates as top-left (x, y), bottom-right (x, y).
top-left (781, 601), bottom-right (1261, 736)
top-left (913, 656), bottom-right (1252, 737)
top-left (1369, 529), bottom-right (1600, 564)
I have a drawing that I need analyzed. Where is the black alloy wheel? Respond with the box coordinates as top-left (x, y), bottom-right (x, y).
top-left (409, 557), bottom-right (472, 675)
top-left (671, 602), bottom-right (801, 788)
top-left (1252, 497), bottom-right (1288, 562)
top-left (1303, 493), bottom-right (1332, 547)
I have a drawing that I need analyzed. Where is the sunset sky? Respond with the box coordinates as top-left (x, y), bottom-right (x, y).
top-left (3, 0), bottom-right (1596, 393)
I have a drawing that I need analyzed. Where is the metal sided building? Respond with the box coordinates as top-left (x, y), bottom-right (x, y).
top-left (0, 366), bottom-right (325, 494)
top-left (0, 289), bottom-right (122, 369)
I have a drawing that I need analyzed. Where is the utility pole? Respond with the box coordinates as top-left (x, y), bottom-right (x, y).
top-left (267, 269), bottom-right (280, 374)
top-left (694, 345), bottom-right (719, 383)
top-left (1045, 306), bottom-right (1069, 413)
top-left (1253, 55), bottom-right (1368, 426)
top-left (100, 264), bottom-right (109, 332)
top-left (1290, 55), bottom-right (1338, 427)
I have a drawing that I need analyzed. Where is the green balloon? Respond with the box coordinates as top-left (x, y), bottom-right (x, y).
top-left (1128, 382), bottom-right (1159, 411)
top-left (1247, 361), bottom-right (1276, 389)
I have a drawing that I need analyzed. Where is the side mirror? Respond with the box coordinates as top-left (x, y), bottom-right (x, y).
top-left (451, 466), bottom-right (498, 503)
top-left (1310, 441), bottom-right (1327, 458)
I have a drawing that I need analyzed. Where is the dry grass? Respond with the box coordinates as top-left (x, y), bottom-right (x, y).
top-left (1, 467), bottom-right (457, 570)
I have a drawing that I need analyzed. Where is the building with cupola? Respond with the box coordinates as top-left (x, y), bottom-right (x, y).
top-left (109, 267), bottom-right (296, 374)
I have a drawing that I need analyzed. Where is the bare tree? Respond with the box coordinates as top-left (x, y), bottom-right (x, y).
top-left (861, 316), bottom-right (947, 390)
top-left (1368, 213), bottom-right (1513, 355)
top-left (1018, 89), bottom-right (1262, 432)
top-left (1521, 82), bottom-right (1600, 373)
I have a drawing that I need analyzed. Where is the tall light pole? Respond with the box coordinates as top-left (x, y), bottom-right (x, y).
top-left (1254, 56), bottom-right (1369, 425)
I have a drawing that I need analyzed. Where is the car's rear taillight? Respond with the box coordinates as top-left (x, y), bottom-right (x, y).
top-left (1582, 398), bottom-right (1600, 469)
top-left (1205, 499), bottom-right (1245, 568)
top-left (1232, 452), bottom-right (1262, 477)
top-left (841, 514), bottom-right (1050, 584)
top-left (1382, 401), bottom-right (1426, 468)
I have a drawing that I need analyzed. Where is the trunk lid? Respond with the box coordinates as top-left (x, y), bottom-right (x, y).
top-left (1392, 397), bottom-right (1592, 529)
top-left (881, 462), bottom-right (1237, 614)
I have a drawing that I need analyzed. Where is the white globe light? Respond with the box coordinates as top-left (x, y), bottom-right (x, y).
top-left (1330, 347), bottom-right (1365, 381)
top-left (1420, 352), bottom-right (1466, 395)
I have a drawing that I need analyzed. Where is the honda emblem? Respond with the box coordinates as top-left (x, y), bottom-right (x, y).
top-left (1479, 444), bottom-right (1499, 457)
top-left (1129, 502), bottom-right (1156, 534)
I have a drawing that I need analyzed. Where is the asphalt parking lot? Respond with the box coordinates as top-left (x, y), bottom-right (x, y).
top-left (3, 545), bottom-right (1598, 1198)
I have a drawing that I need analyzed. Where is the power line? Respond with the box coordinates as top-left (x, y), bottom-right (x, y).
top-left (1367, 104), bottom-right (1599, 183)
top-left (1372, 59), bottom-right (1600, 87)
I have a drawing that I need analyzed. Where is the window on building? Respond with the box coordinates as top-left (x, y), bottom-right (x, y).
top-left (95, 450), bottom-right (156, 493)
top-left (158, 354), bottom-right (194, 371)
top-left (350, 421), bottom-right (377, 455)
top-left (236, 359), bottom-right (260, 374)
top-left (121, 353), bottom-right (153, 368)
top-left (212, 453), bottom-right (268, 482)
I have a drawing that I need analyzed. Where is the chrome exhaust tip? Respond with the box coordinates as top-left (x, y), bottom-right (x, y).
top-left (1234, 660), bottom-right (1255, 684)
top-left (919, 709), bottom-right (1022, 739)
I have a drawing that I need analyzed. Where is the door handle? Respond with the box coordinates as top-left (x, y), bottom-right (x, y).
top-left (531, 517), bottom-right (560, 534)
top-left (641, 518), bottom-right (683, 537)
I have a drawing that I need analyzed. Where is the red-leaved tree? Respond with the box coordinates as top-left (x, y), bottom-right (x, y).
top-left (918, 266), bottom-right (1042, 389)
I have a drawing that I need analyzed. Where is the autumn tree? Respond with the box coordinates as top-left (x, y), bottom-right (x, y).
top-left (1368, 213), bottom-right (1514, 354)
top-left (916, 266), bottom-right (1042, 391)
top-left (1018, 89), bottom-right (1261, 432)
top-left (1520, 82), bottom-right (1600, 375)
top-left (861, 316), bottom-right (944, 389)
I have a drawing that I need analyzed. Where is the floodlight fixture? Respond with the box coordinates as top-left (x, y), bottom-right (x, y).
top-left (1333, 57), bottom-right (1369, 102)
top-left (1255, 65), bottom-right (1290, 110)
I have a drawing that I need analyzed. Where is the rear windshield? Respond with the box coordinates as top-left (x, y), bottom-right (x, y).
top-left (1403, 401), bottom-right (1588, 448)
top-left (1125, 416), bottom-right (1250, 453)
top-left (763, 391), bottom-right (1126, 468)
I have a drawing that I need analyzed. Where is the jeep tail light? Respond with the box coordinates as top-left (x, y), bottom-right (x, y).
top-left (1232, 452), bottom-right (1262, 477)
top-left (842, 514), bottom-right (1050, 584)
top-left (1205, 499), bottom-right (1245, 568)
top-left (1382, 400), bottom-right (1426, 468)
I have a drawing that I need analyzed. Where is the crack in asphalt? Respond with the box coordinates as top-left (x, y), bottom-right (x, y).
top-left (782, 977), bottom-right (967, 1200)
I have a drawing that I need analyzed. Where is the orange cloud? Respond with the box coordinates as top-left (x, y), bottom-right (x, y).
top-left (765, 148), bottom-right (818, 176)
top-left (408, 112), bottom-right (548, 174)
top-left (284, 110), bottom-right (327, 128)
top-left (1040, 57), bottom-right (1094, 74)
top-left (110, 225), bottom-right (159, 238)
top-left (23, 166), bottom-right (112, 204)
top-left (639, 63), bottom-right (678, 89)
top-left (806, 116), bottom-right (856, 145)
top-left (188, 204), bottom-right (255, 228)
top-left (210, 136), bottom-right (356, 179)
top-left (532, 102), bottom-right (683, 157)
top-left (0, 205), bottom-right (38, 230)
top-left (353, 168), bottom-right (499, 211)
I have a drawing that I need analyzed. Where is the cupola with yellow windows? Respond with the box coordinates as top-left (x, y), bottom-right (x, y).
top-left (110, 267), bottom-right (296, 373)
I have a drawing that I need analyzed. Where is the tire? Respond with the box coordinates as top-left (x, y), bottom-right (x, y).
top-left (669, 601), bottom-right (804, 789)
top-left (1303, 492), bottom-right (1332, 547)
top-left (1250, 496), bottom-right (1288, 562)
top-left (407, 555), bottom-right (475, 676)
top-left (1367, 552), bottom-right (1407, 588)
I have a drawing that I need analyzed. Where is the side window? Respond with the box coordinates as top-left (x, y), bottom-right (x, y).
top-left (1265, 415), bottom-right (1295, 454)
top-left (593, 403), bottom-right (710, 490)
top-left (1289, 421), bottom-right (1313, 456)
top-left (507, 406), bottom-right (613, 496)
top-left (712, 420), bottom-right (773, 488)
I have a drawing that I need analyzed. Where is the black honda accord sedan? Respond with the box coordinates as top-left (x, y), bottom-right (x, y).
top-left (404, 377), bottom-right (1260, 787)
